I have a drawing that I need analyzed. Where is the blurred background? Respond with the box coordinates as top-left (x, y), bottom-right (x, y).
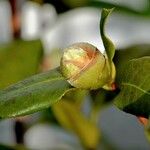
top-left (0, 0), bottom-right (150, 149)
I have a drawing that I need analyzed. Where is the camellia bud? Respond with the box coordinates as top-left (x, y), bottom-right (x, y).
top-left (60, 42), bottom-right (115, 90)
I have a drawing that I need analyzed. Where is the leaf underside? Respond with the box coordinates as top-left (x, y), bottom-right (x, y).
top-left (0, 68), bottom-right (72, 118)
top-left (114, 57), bottom-right (150, 118)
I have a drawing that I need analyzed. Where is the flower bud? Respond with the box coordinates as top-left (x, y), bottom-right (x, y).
top-left (60, 42), bottom-right (115, 90)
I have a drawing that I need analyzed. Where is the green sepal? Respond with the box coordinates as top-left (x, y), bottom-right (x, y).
top-left (100, 8), bottom-right (115, 61)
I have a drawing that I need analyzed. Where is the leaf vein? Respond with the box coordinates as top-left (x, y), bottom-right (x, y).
top-left (122, 82), bottom-right (150, 96)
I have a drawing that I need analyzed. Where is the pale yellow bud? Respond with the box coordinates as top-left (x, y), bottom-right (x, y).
top-left (60, 42), bottom-right (115, 90)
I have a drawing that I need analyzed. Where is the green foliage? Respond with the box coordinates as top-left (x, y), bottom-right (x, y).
top-left (0, 8), bottom-right (116, 119)
top-left (51, 89), bottom-right (100, 149)
top-left (0, 6), bottom-right (149, 127)
top-left (62, 0), bottom-right (150, 16)
top-left (0, 68), bottom-right (72, 118)
top-left (100, 8), bottom-right (115, 61)
top-left (52, 99), bottom-right (100, 149)
top-left (114, 57), bottom-right (150, 118)
top-left (0, 144), bottom-right (26, 150)
top-left (0, 40), bottom-right (43, 89)
top-left (0, 7), bottom-right (150, 149)
top-left (89, 0), bottom-right (150, 16)
top-left (114, 44), bottom-right (150, 75)
top-left (89, 45), bottom-right (150, 121)
top-left (0, 145), bottom-right (14, 150)
top-left (113, 45), bottom-right (150, 118)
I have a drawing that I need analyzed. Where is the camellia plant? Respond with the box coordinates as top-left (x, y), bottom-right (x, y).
top-left (0, 8), bottom-right (150, 150)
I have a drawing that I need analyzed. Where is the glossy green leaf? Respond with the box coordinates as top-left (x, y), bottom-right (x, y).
top-left (114, 57), bottom-right (150, 118)
top-left (52, 100), bottom-right (100, 149)
top-left (100, 8), bottom-right (115, 61)
top-left (114, 44), bottom-right (150, 86)
top-left (0, 40), bottom-right (43, 89)
top-left (0, 68), bottom-right (72, 118)
top-left (114, 44), bottom-right (150, 75)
